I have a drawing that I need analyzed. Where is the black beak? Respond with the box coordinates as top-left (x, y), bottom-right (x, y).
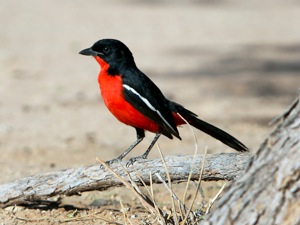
top-left (79, 47), bottom-right (97, 56)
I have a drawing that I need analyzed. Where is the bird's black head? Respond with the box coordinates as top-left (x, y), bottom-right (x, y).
top-left (79, 39), bottom-right (136, 74)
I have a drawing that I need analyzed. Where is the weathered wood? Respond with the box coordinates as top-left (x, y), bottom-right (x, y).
top-left (0, 153), bottom-right (250, 208)
top-left (201, 96), bottom-right (300, 225)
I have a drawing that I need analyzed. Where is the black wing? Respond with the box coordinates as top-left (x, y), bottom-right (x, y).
top-left (121, 68), bottom-right (180, 139)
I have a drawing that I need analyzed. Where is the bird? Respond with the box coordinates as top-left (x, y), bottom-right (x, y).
top-left (79, 38), bottom-right (248, 165)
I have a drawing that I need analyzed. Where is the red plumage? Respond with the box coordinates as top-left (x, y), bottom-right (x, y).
top-left (96, 56), bottom-right (161, 133)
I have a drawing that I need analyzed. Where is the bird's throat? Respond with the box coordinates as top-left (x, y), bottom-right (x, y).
top-left (94, 56), bottom-right (110, 72)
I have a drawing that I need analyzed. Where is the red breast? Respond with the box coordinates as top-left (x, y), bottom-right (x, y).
top-left (95, 56), bottom-right (160, 133)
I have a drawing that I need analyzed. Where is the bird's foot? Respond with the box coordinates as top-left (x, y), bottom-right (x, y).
top-left (100, 158), bottom-right (122, 169)
top-left (126, 155), bottom-right (147, 167)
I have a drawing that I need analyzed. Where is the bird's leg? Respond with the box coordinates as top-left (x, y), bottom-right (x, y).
top-left (139, 133), bottom-right (161, 159)
top-left (104, 128), bottom-right (145, 166)
top-left (127, 133), bottom-right (161, 167)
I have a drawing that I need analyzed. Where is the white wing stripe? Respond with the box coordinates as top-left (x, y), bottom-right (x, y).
top-left (123, 84), bottom-right (156, 111)
top-left (123, 84), bottom-right (173, 129)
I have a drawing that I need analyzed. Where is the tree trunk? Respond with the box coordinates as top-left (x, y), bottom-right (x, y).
top-left (201, 95), bottom-right (300, 225)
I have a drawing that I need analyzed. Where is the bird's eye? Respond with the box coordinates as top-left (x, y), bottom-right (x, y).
top-left (103, 47), bottom-right (110, 54)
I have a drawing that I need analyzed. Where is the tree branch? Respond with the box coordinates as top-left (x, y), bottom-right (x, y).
top-left (0, 153), bottom-right (250, 208)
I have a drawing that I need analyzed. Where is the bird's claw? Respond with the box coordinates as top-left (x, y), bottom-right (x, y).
top-left (126, 155), bottom-right (147, 167)
top-left (100, 158), bottom-right (122, 170)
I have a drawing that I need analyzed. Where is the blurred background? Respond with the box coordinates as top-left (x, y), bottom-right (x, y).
top-left (1, 0), bottom-right (299, 183)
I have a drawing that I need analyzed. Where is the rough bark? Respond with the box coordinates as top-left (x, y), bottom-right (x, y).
top-left (201, 96), bottom-right (300, 225)
top-left (0, 153), bottom-right (250, 208)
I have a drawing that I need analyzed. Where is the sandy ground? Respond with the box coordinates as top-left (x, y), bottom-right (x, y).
top-left (1, 0), bottom-right (300, 224)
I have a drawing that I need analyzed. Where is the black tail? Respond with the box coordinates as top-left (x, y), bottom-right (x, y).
top-left (172, 102), bottom-right (249, 152)
top-left (188, 116), bottom-right (248, 152)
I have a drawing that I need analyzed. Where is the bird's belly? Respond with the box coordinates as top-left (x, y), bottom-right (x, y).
top-left (99, 73), bottom-right (159, 133)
